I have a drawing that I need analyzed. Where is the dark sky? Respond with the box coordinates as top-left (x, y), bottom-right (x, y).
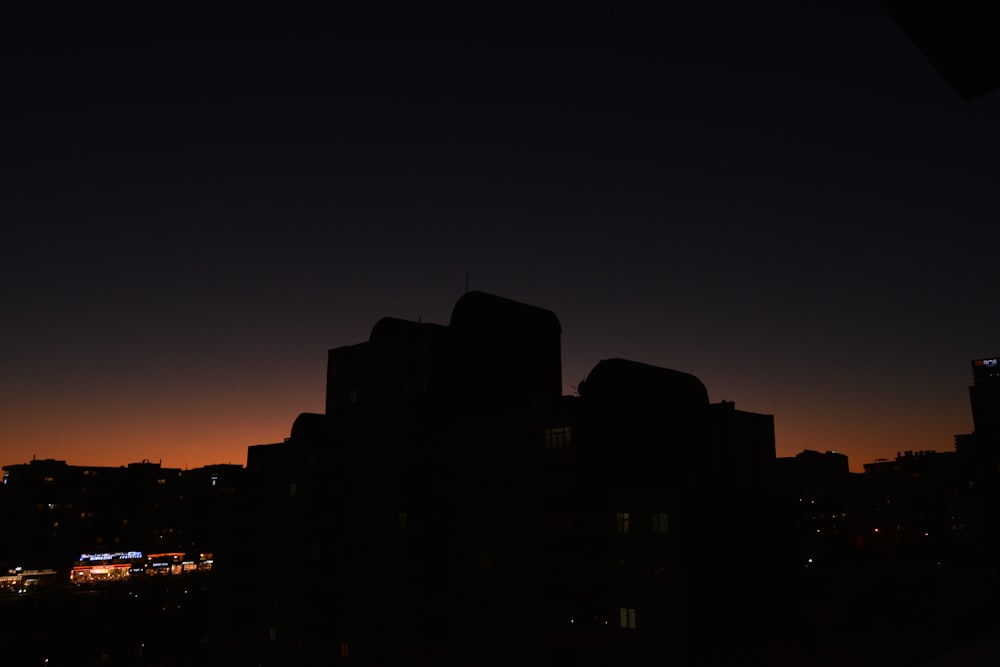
top-left (3, 2), bottom-right (998, 471)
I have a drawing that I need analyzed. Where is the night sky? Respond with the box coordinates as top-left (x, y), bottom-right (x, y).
top-left (3, 2), bottom-right (998, 472)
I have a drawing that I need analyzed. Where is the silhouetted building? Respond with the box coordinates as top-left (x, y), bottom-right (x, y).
top-left (954, 431), bottom-right (978, 456)
top-left (957, 356), bottom-right (1000, 569)
top-left (968, 357), bottom-right (1000, 456)
top-left (773, 450), bottom-right (857, 569)
top-left (861, 450), bottom-right (975, 563)
top-left (223, 292), bottom-right (779, 666)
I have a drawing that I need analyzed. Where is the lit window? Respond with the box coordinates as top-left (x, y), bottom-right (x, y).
top-left (617, 512), bottom-right (630, 533)
top-left (210, 475), bottom-right (218, 487)
top-left (619, 607), bottom-right (637, 630)
top-left (398, 512), bottom-right (407, 529)
top-left (544, 426), bottom-right (572, 449)
top-left (651, 513), bottom-right (669, 534)
top-left (290, 483), bottom-right (297, 497)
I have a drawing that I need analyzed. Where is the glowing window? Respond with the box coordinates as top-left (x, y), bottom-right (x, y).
top-left (651, 513), bottom-right (669, 534)
top-left (544, 426), bottom-right (572, 449)
top-left (619, 607), bottom-right (637, 630)
top-left (617, 512), bottom-right (630, 533)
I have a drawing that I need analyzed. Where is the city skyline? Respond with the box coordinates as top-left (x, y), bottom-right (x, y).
top-left (7, 286), bottom-right (1000, 665)
top-left (3, 2), bottom-right (999, 472)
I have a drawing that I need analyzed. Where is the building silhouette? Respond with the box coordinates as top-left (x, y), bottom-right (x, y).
top-left (966, 357), bottom-right (1000, 456)
top-left (861, 450), bottom-right (975, 563)
top-left (219, 291), bottom-right (780, 666)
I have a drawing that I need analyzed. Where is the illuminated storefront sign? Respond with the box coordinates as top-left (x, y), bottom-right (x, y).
top-left (78, 551), bottom-right (143, 562)
top-left (974, 358), bottom-right (998, 367)
top-left (70, 550), bottom-right (214, 583)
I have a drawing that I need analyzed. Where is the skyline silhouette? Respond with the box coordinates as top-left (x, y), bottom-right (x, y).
top-left (6, 289), bottom-right (1000, 665)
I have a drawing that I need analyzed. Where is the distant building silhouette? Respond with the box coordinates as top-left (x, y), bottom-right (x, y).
top-left (861, 450), bottom-right (975, 562)
top-left (0, 458), bottom-right (242, 579)
top-left (774, 450), bottom-right (856, 566)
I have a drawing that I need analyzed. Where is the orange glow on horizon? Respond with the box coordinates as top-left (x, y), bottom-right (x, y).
top-left (2, 391), bottom-right (973, 474)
